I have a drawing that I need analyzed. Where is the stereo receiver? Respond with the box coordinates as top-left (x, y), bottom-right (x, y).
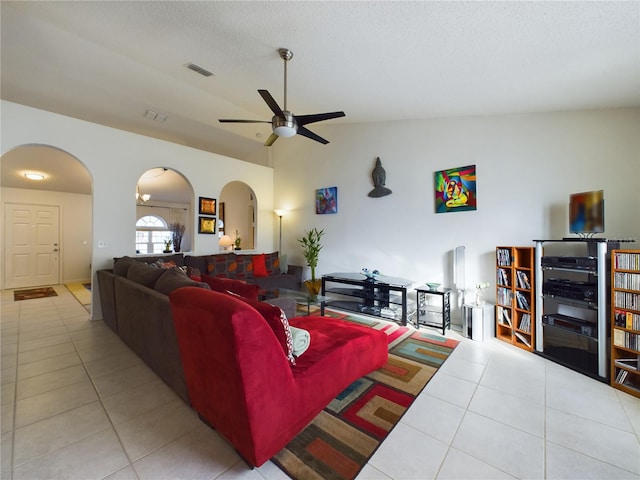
top-left (541, 256), bottom-right (598, 270)
top-left (542, 278), bottom-right (597, 302)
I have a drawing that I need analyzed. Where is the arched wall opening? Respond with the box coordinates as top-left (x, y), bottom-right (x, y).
top-left (135, 167), bottom-right (194, 254)
top-left (219, 181), bottom-right (256, 251)
top-left (0, 144), bottom-right (93, 291)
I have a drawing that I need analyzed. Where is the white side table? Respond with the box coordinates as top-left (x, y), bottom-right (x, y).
top-left (462, 303), bottom-right (495, 341)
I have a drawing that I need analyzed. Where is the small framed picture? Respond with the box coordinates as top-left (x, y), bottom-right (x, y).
top-left (199, 197), bottom-right (217, 215)
top-left (198, 216), bottom-right (216, 234)
top-left (316, 187), bottom-right (338, 214)
top-left (434, 164), bottom-right (477, 214)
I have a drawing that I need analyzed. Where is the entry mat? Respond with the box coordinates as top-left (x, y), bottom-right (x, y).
top-left (13, 286), bottom-right (58, 301)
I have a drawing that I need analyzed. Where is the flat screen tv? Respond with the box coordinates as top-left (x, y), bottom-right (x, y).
top-left (569, 190), bottom-right (604, 234)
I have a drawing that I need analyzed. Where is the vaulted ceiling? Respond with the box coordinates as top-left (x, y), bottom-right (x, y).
top-left (2, 1), bottom-right (639, 195)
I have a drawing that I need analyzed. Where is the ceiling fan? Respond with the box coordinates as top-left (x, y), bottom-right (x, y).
top-left (219, 48), bottom-right (345, 146)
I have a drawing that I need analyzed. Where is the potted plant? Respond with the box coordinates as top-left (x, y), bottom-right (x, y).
top-left (169, 222), bottom-right (186, 253)
top-left (298, 228), bottom-right (324, 297)
top-left (234, 229), bottom-right (242, 250)
top-left (163, 238), bottom-right (173, 253)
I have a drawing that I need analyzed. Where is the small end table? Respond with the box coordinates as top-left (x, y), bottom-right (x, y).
top-left (415, 287), bottom-right (451, 335)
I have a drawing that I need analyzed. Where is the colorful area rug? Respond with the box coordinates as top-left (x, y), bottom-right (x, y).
top-left (272, 307), bottom-right (459, 479)
top-left (13, 287), bottom-right (58, 301)
top-left (65, 282), bottom-right (92, 306)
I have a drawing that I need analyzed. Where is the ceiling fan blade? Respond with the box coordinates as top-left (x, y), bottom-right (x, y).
top-left (258, 90), bottom-right (284, 117)
top-left (295, 111), bottom-right (345, 126)
top-left (218, 119), bottom-right (271, 123)
top-left (264, 132), bottom-right (279, 147)
top-left (297, 126), bottom-right (329, 145)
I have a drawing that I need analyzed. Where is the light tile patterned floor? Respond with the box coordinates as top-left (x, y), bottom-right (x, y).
top-left (1, 285), bottom-right (639, 479)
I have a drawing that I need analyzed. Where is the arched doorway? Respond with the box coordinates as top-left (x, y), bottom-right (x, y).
top-left (219, 181), bottom-right (256, 251)
top-left (135, 168), bottom-right (193, 254)
top-left (0, 144), bottom-right (93, 289)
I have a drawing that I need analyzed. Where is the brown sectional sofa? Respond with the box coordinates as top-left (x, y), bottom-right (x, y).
top-left (96, 252), bottom-right (301, 402)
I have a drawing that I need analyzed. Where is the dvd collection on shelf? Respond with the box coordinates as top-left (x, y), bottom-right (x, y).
top-left (613, 329), bottom-right (639, 351)
top-left (496, 248), bottom-right (512, 267)
top-left (497, 287), bottom-right (513, 306)
top-left (518, 313), bottom-right (532, 333)
top-left (516, 291), bottom-right (530, 310)
top-left (613, 272), bottom-right (640, 291)
top-left (614, 251), bottom-right (640, 270)
top-left (497, 268), bottom-right (510, 286)
top-left (497, 305), bottom-right (511, 326)
top-left (516, 271), bottom-right (531, 289)
top-left (614, 310), bottom-right (640, 330)
top-left (495, 246), bottom-right (535, 352)
top-left (611, 249), bottom-right (640, 398)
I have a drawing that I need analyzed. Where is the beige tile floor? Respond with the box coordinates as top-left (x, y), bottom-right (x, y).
top-left (1, 285), bottom-right (639, 479)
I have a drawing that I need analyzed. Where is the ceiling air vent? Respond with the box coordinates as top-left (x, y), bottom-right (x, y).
top-left (185, 62), bottom-right (213, 77)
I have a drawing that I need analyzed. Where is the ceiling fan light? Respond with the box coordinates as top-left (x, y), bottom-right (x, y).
top-left (273, 112), bottom-right (297, 138)
top-left (274, 125), bottom-right (297, 138)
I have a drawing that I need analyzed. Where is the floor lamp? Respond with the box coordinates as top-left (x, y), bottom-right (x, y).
top-left (274, 210), bottom-right (286, 253)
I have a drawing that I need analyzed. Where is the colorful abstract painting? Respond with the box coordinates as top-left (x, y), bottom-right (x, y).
top-left (316, 187), bottom-right (338, 214)
top-left (434, 164), bottom-right (477, 213)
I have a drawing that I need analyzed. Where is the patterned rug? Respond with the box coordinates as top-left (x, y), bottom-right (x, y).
top-left (272, 307), bottom-right (459, 479)
top-left (13, 286), bottom-right (58, 301)
top-left (65, 282), bottom-right (92, 306)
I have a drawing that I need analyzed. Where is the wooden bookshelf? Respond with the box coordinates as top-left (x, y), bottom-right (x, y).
top-left (611, 249), bottom-right (640, 398)
top-left (495, 246), bottom-right (535, 351)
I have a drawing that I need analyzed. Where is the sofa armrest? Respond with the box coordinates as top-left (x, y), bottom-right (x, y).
top-left (97, 269), bottom-right (118, 333)
top-left (114, 276), bottom-right (189, 402)
top-left (287, 264), bottom-right (303, 288)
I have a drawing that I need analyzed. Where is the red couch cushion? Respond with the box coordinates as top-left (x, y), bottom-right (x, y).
top-left (201, 274), bottom-right (259, 301)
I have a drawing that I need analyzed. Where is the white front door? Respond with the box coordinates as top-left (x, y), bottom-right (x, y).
top-left (4, 204), bottom-right (60, 289)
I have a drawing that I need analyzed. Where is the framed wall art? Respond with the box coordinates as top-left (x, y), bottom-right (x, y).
top-left (434, 164), bottom-right (477, 213)
top-left (199, 197), bottom-right (217, 215)
top-left (316, 187), bottom-right (338, 214)
top-left (198, 216), bottom-right (216, 234)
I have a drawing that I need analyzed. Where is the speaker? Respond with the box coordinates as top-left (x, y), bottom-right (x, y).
top-left (454, 245), bottom-right (466, 293)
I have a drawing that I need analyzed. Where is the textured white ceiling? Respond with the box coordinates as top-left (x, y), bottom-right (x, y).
top-left (1, 1), bottom-right (639, 195)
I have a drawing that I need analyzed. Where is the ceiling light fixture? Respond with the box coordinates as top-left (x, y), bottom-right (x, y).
top-left (273, 112), bottom-right (297, 138)
top-left (136, 184), bottom-right (150, 204)
top-left (24, 172), bottom-right (44, 181)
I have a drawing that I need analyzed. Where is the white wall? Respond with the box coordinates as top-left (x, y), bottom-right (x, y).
top-left (1, 187), bottom-right (92, 283)
top-left (1, 100), bottom-right (275, 319)
top-left (3, 102), bottom-right (638, 324)
top-left (272, 108), bottom-right (640, 306)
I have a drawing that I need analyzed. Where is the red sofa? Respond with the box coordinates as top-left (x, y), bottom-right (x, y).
top-left (169, 287), bottom-right (388, 467)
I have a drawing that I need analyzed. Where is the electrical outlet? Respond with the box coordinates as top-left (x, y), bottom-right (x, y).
top-left (97, 240), bottom-right (108, 248)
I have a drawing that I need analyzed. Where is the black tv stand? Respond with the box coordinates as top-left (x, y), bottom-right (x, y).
top-left (562, 237), bottom-right (606, 242)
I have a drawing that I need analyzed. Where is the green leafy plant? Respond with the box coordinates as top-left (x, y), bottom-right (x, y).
top-left (298, 228), bottom-right (324, 281)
